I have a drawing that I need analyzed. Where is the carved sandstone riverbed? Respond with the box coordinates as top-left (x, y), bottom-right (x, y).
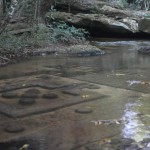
top-left (0, 39), bottom-right (150, 150)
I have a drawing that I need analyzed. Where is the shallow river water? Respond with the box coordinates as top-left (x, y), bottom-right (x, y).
top-left (0, 39), bottom-right (150, 150)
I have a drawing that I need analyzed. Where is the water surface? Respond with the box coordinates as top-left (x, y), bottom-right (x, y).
top-left (0, 39), bottom-right (150, 149)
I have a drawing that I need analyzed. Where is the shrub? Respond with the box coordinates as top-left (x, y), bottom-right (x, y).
top-left (47, 22), bottom-right (89, 44)
top-left (0, 23), bottom-right (89, 52)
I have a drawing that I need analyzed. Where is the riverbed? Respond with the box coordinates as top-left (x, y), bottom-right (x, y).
top-left (0, 38), bottom-right (150, 150)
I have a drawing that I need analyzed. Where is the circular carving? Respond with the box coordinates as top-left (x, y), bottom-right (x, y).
top-left (2, 92), bottom-right (18, 99)
top-left (25, 89), bottom-right (40, 94)
top-left (21, 93), bottom-right (38, 98)
top-left (21, 89), bottom-right (40, 98)
top-left (19, 98), bottom-right (36, 105)
top-left (4, 125), bottom-right (25, 133)
top-left (75, 107), bottom-right (93, 114)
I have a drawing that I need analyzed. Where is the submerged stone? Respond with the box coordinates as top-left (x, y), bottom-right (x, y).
top-left (75, 107), bottom-right (93, 114)
top-left (4, 125), bottom-right (25, 133)
top-left (1, 92), bottom-right (18, 99)
top-left (19, 98), bottom-right (36, 105)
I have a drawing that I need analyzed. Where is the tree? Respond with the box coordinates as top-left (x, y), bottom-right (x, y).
top-left (0, 0), bottom-right (52, 34)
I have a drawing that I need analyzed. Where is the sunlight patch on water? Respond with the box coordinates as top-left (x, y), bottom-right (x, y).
top-left (95, 41), bottom-right (150, 47)
top-left (122, 102), bottom-right (150, 142)
top-left (127, 80), bottom-right (150, 86)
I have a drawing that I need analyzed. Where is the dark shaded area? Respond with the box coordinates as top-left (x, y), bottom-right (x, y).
top-left (75, 23), bottom-right (150, 39)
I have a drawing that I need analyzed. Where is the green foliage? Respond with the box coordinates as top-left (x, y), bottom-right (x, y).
top-left (0, 23), bottom-right (89, 51)
top-left (47, 22), bottom-right (89, 44)
top-left (45, 5), bottom-right (89, 44)
top-left (118, 0), bottom-right (128, 8)
top-left (0, 32), bottom-right (30, 51)
top-left (23, 0), bottom-right (36, 25)
top-left (111, 0), bottom-right (128, 8)
top-left (135, 0), bottom-right (150, 10)
top-left (112, 0), bottom-right (150, 10)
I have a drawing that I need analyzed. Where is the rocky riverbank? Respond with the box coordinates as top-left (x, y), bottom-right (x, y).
top-left (46, 0), bottom-right (150, 37)
top-left (0, 43), bottom-right (104, 66)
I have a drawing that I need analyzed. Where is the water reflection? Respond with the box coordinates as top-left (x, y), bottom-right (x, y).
top-left (122, 102), bottom-right (149, 142)
top-left (94, 40), bottom-right (150, 47)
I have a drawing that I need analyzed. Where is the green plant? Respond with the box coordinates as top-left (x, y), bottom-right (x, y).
top-left (23, 0), bottom-right (37, 25)
top-left (135, 0), bottom-right (150, 10)
top-left (0, 22), bottom-right (89, 52)
top-left (47, 22), bottom-right (89, 44)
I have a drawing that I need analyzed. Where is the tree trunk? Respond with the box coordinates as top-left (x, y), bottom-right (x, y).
top-left (0, 0), bottom-right (18, 34)
top-left (0, 0), bottom-right (52, 34)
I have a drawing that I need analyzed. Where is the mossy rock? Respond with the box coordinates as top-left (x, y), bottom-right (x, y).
top-left (65, 44), bottom-right (105, 57)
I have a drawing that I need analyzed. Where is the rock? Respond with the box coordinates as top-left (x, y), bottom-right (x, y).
top-left (121, 138), bottom-right (134, 147)
top-left (138, 46), bottom-right (150, 54)
top-left (8, 28), bottom-right (34, 35)
top-left (55, 0), bottom-right (121, 14)
top-left (46, 0), bottom-right (150, 37)
top-left (45, 11), bottom-right (139, 36)
top-left (75, 107), bottom-right (93, 114)
top-left (61, 44), bottom-right (105, 57)
top-left (6, 22), bottom-right (29, 31)
top-left (139, 18), bottom-right (150, 34)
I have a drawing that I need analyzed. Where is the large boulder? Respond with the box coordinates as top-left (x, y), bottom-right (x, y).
top-left (47, 0), bottom-right (150, 37)
top-left (46, 10), bottom-right (139, 36)
top-left (55, 0), bottom-right (120, 14)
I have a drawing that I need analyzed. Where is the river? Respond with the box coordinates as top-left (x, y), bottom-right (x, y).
top-left (0, 38), bottom-right (150, 150)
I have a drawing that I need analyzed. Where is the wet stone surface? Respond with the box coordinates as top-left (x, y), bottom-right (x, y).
top-left (62, 90), bottom-right (80, 96)
top-left (42, 93), bottom-right (58, 99)
top-left (21, 93), bottom-right (39, 98)
top-left (0, 75), bottom-right (105, 118)
top-left (0, 39), bottom-right (150, 150)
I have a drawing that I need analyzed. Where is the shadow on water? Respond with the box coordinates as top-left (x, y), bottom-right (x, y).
top-left (0, 38), bottom-right (150, 149)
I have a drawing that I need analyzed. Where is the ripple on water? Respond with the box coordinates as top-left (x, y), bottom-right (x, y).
top-left (122, 102), bottom-right (150, 142)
